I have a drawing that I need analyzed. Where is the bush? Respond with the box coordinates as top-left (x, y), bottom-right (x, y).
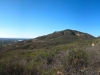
top-left (0, 62), bottom-right (42, 75)
top-left (0, 63), bottom-right (24, 75)
top-left (46, 56), bottom-right (53, 65)
top-left (23, 67), bottom-right (41, 75)
top-left (67, 49), bottom-right (88, 67)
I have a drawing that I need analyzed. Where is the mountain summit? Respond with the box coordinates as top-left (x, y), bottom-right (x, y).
top-left (35, 29), bottom-right (95, 40)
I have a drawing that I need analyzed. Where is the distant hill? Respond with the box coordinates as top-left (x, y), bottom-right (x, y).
top-left (97, 36), bottom-right (100, 39)
top-left (0, 38), bottom-right (31, 48)
top-left (1, 29), bottom-right (95, 51)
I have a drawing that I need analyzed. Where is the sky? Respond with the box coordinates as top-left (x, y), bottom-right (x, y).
top-left (0, 0), bottom-right (100, 38)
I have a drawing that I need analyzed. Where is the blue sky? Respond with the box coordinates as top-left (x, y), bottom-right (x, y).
top-left (0, 0), bottom-right (100, 38)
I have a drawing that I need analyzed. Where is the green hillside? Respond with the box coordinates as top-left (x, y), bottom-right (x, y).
top-left (1, 29), bottom-right (95, 51)
top-left (1, 29), bottom-right (100, 75)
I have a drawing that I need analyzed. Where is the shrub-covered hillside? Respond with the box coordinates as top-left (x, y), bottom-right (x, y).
top-left (0, 29), bottom-right (95, 51)
top-left (1, 29), bottom-right (100, 75)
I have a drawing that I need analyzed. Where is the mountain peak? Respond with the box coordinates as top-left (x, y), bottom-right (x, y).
top-left (36, 29), bottom-right (95, 40)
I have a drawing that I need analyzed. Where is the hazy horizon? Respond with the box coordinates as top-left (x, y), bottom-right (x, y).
top-left (0, 0), bottom-right (100, 38)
